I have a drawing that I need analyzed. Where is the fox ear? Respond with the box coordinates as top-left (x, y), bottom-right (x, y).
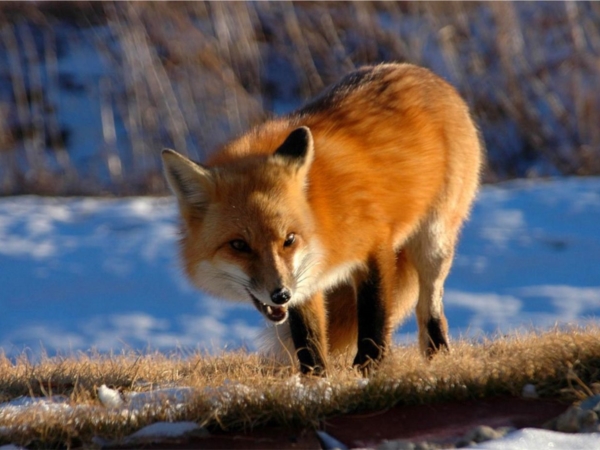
top-left (161, 149), bottom-right (213, 212)
top-left (273, 127), bottom-right (314, 172)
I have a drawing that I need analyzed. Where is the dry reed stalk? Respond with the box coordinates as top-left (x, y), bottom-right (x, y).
top-left (1, 1), bottom-right (600, 194)
top-left (42, 24), bottom-right (73, 180)
top-left (2, 23), bottom-right (34, 171)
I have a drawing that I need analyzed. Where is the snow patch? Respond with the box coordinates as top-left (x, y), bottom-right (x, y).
top-left (98, 385), bottom-right (124, 408)
top-left (467, 428), bottom-right (600, 449)
top-left (126, 421), bottom-right (203, 439)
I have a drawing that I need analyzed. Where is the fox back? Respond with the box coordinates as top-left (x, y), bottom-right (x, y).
top-left (163, 63), bottom-right (483, 375)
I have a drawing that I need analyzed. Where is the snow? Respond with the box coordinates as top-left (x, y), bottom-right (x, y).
top-left (0, 177), bottom-right (599, 448)
top-left (1, 379), bottom-right (600, 449)
top-left (126, 421), bottom-right (202, 439)
top-left (0, 395), bottom-right (71, 426)
top-left (97, 384), bottom-right (124, 408)
top-left (0, 177), bottom-right (599, 357)
top-left (127, 386), bottom-right (194, 411)
top-left (92, 422), bottom-right (205, 449)
top-left (0, 196), bottom-right (260, 356)
top-left (468, 428), bottom-right (600, 450)
top-left (442, 177), bottom-right (600, 338)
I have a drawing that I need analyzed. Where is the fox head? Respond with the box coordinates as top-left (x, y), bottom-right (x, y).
top-left (162, 127), bottom-right (321, 324)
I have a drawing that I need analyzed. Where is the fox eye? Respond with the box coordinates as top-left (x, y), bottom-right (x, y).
top-left (230, 239), bottom-right (251, 253)
top-left (283, 233), bottom-right (296, 248)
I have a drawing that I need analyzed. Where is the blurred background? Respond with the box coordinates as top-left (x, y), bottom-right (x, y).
top-left (1, 1), bottom-right (599, 196)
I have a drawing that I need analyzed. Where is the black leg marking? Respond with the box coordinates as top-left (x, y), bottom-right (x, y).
top-left (289, 305), bottom-right (326, 376)
top-left (426, 317), bottom-right (449, 359)
top-left (353, 260), bottom-right (388, 373)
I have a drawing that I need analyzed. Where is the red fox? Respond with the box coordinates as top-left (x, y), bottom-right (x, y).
top-left (162, 63), bottom-right (483, 375)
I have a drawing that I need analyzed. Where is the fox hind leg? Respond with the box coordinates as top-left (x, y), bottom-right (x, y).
top-left (407, 218), bottom-right (456, 358)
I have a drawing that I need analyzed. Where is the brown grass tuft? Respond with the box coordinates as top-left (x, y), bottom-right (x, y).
top-left (1, 326), bottom-right (600, 447)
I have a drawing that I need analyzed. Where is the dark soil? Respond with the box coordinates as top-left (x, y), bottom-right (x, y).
top-left (106, 396), bottom-right (568, 449)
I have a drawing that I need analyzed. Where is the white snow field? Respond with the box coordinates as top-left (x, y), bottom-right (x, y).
top-left (0, 177), bottom-right (599, 358)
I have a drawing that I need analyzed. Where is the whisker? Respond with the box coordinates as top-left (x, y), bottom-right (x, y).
top-left (295, 253), bottom-right (321, 277)
top-left (215, 272), bottom-right (251, 288)
top-left (294, 252), bottom-right (322, 289)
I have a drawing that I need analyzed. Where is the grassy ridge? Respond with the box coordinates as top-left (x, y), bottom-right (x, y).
top-left (1, 326), bottom-right (599, 447)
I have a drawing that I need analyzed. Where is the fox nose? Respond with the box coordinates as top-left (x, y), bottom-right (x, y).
top-left (270, 287), bottom-right (291, 305)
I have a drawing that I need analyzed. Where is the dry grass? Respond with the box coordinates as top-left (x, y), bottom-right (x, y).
top-left (1, 326), bottom-right (600, 447)
top-left (1, 2), bottom-right (599, 194)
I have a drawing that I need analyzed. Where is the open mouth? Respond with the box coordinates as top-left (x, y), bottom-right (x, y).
top-left (249, 293), bottom-right (289, 323)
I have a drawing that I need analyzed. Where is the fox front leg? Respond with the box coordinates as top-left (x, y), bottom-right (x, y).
top-left (353, 255), bottom-right (393, 375)
top-left (288, 292), bottom-right (329, 376)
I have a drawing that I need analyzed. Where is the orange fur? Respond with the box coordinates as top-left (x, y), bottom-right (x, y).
top-left (162, 63), bottom-right (483, 375)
